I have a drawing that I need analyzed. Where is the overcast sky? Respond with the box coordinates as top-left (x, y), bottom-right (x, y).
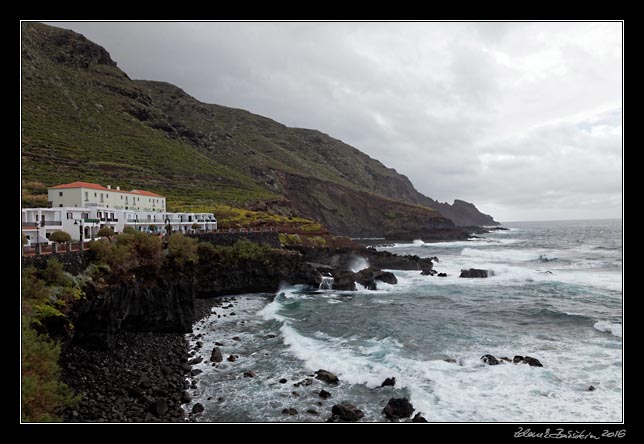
top-left (44, 21), bottom-right (622, 222)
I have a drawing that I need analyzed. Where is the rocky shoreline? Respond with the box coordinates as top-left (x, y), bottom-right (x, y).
top-left (55, 237), bottom-right (489, 423)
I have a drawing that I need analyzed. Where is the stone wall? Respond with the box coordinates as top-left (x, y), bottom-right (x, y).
top-left (22, 250), bottom-right (91, 275)
top-left (186, 231), bottom-right (281, 248)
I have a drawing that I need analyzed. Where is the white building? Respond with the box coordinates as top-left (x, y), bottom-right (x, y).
top-left (22, 182), bottom-right (217, 244)
top-left (48, 181), bottom-right (167, 213)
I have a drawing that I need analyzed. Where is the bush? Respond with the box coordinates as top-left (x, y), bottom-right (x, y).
top-left (166, 233), bottom-right (198, 267)
top-left (21, 318), bottom-right (79, 422)
top-left (97, 226), bottom-right (114, 239)
top-left (22, 233), bottom-right (28, 245)
top-left (122, 227), bottom-right (136, 234)
top-left (49, 231), bottom-right (71, 244)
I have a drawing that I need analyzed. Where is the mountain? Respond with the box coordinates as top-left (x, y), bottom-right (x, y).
top-left (21, 22), bottom-right (498, 237)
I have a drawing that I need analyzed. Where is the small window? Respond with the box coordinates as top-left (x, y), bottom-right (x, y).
top-left (67, 213), bottom-right (73, 219)
top-left (59, 191), bottom-right (63, 196)
top-left (59, 204), bottom-right (63, 207)
top-left (85, 192), bottom-right (88, 201)
top-left (94, 192), bottom-right (97, 197)
top-left (35, 215), bottom-right (39, 221)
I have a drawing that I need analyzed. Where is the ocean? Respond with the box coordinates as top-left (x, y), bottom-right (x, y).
top-left (186, 219), bottom-right (623, 422)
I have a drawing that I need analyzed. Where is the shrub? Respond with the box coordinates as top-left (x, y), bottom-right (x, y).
top-left (21, 318), bottom-right (79, 422)
top-left (122, 227), bottom-right (136, 234)
top-left (41, 258), bottom-right (73, 287)
top-left (166, 233), bottom-right (198, 267)
top-left (191, 223), bottom-right (200, 230)
top-left (97, 226), bottom-right (114, 240)
top-left (22, 233), bottom-right (28, 245)
top-left (48, 231), bottom-right (71, 244)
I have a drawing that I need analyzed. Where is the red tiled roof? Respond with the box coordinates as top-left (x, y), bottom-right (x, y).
top-left (130, 189), bottom-right (163, 197)
top-left (50, 181), bottom-right (164, 198)
top-left (51, 181), bottom-right (109, 191)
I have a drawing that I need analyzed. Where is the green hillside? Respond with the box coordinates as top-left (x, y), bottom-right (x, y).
top-left (21, 22), bottom-right (497, 236)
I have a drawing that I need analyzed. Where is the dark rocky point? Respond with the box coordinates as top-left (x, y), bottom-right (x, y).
top-left (279, 378), bottom-right (288, 384)
top-left (381, 377), bottom-right (396, 387)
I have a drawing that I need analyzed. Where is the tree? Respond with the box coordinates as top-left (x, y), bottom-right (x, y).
top-left (48, 231), bottom-right (71, 244)
top-left (97, 226), bottom-right (114, 240)
top-left (22, 233), bottom-right (28, 245)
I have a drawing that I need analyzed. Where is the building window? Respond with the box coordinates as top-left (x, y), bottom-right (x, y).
top-left (35, 215), bottom-right (39, 221)
top-left (59, 191), bottom-right (63, 196)
top-left (59, 204), bottom-right (63, 207)
top-left (94, 192), bottom-right (97, 197)
top-left (85, 192), bottom-right (88, 201)
top-left (67, 213), bottom-right (73, 219)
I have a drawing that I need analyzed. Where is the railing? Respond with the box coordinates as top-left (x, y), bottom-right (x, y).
top-left (22, 241), bottom-right (90, 256)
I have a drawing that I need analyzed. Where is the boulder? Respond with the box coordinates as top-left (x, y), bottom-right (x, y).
top-left (192, 403), bottom-right (204, 414)
top-left (383, 398), bottom-right (414, 420)
top-left (315, 369), bottom-right (339, 385)
top-left (282, 408), bottom-right (298, 415)
top-left (243, 370), bottom-right (256, 378)
top-left (319, 389), bottom-right (332, 399)
top-left (153, 398), bottom-right (168, 417)
top-left (210, 347), bottom-right (223, 363)
top-left (588, 385), bottom-right (596, 391)
top-left (381, 377), bottom-right (396, 387)
top-left (329, 403), bottom-right (364, 422)
top-left (437, 273), bottom-right (447, 277)
top-left (331, 271), bottom-right (356, 291)
top-left (522, 356), bottom-right (543, 367)
top-left (227, 355), bottom-right (237, 362)
top-left (188, 356), bottom-right (203, 365)
top-left (279, 378), bottom-right (288, 384)
top-left (481, 354), bottom-right (500, 365)
top-left (420, 269), bottom-right (436, 276)
top-left (412, 412), bottom-right (428, 423)
top-left (180, 391), bottom-right (192, 404)
top-left (460, 268), bottom-right (489, 278)
top-left (513, 355), bottom-right (524, 364)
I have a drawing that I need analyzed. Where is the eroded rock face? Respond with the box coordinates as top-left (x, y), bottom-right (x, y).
top-left (331, 271), bottom-right (356, 291)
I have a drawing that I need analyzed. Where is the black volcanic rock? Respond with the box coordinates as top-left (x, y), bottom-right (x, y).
top-left (329, 403), bottom-right (364, 422)
top-left (315, 369), bottom-right (339, 385)
top-left (460, 268), bottom-right (489, 278)
top-left (382, 398), bottom-right (414, 420)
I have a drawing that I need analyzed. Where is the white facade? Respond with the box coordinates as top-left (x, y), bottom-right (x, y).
top-left (48, 182), bottom-right (167, 213)
top-left (22, 207), bottom-right (217, 244)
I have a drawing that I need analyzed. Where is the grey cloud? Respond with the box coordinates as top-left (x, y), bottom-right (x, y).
top-left (44, 21), bottom-right (622, 221)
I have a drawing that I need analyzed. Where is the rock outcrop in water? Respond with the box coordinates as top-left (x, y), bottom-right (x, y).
top-left (382, 398), bottom-right (415, 421)
top-left (460, 268), bottom-right (490, 278)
